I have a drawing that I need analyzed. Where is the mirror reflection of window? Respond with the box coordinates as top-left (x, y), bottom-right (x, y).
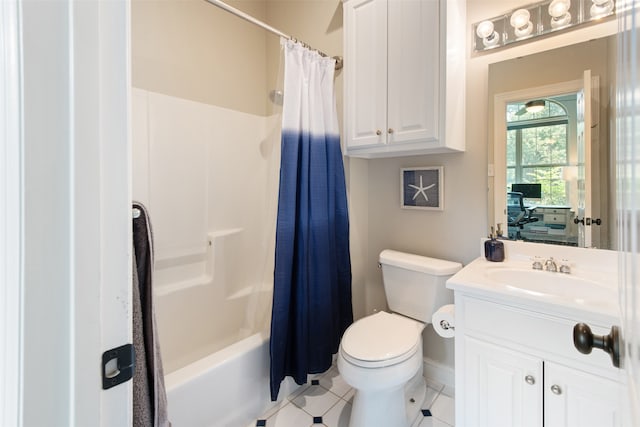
top-left (506, 95), bottom-right (576, 207)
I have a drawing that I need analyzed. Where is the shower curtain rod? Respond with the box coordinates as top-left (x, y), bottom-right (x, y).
top-left (204, 0), bottom-right (343, 71)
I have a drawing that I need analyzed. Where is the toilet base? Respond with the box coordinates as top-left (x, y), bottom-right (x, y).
top-left (350, 383), bottom-right (407, 427)
top-left (405, 370), bottom-right (427, 426)
top-left (348, 369), bottom-right (427, 427)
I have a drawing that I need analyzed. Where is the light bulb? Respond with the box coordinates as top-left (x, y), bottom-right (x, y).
top-left (476, 20), bottom-right (494, 38)
top-left (510, 9), bottom-right (533, 38)
top-left (549, 0), bottom-right (571, 28)
top-left (476, 20), bottom-right (500, 48)
top-left (590, 0), bottom-right (614, 18)
top-left (548, 0), bottom-right (570, 17)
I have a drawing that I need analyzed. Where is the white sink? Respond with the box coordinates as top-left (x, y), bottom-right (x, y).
top-left (485, 267), bottom-right (616, 304)
top-left (446, 240), bottom-right (620, 321)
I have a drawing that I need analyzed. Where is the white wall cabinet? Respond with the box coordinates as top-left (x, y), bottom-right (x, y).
top-left (456, 296), bottom-right (625, 427)
top-left (342, 0), bottom-right (465, 158)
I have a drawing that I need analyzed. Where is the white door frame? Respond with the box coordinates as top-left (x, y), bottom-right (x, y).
top-left (2, 0), bottom-right (132, 425)
top-left (0, 0), bottom-right (24, 425)
top-left (70, 0), bottom-right (132, 425)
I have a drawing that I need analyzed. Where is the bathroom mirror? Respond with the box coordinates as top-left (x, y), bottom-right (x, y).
top-left (487, 35), bottom-right (617, 250)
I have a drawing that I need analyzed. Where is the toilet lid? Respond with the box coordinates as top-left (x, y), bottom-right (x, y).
top-left (341, 311), bottom-right (424, 367)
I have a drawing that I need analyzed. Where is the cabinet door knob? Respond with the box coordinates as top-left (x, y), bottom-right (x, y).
top-left (376, 130), bottom-right (382, 136)
top-left (524, 375), bottom-right (535, 385)
top-left (550, 384), bottom-right (562, 395)
top-left (388, 128), bottom-right (394, 134)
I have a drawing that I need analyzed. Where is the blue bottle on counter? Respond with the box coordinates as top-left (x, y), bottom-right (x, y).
top-left (484, 227), bottom-right (504, 262)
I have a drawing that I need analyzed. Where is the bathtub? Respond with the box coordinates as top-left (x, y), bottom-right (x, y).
top-left (165, 333), bottom-right (300, 427)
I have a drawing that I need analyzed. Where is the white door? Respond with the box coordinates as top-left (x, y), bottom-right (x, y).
top-left (576, 69), bottom-right (593, 247)
top-left (463, 336), bottom-right (543, 427)
top-left (1, 1), bottom-right (133, 425)
top-left (344, 0), bottom-right (388, 149)
top-left (544, 362), bottom-right (623, 427)
top-left (616, 0), bottom-right (640, 425)
top-left (386, 0), bottom-right (439, 145)
top-left (76, 1), bottom-right (134, 425)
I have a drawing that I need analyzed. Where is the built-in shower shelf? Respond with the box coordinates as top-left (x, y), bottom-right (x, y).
top-left (154, 228), bottom-right (245, 297)
top-left (207, 228), bottom-right (243, 243)
top-left (155, 274), bottom-right (212, 297)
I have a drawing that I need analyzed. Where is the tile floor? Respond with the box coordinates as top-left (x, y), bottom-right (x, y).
top-left (247, 366), bottom-right (455, 427)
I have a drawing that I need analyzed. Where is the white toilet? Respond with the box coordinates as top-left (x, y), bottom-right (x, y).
top-left (337, 249), bottom-right (462, 427)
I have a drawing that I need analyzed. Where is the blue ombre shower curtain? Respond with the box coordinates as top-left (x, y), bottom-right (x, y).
top-left (270, 39), bottom-right (353, 401)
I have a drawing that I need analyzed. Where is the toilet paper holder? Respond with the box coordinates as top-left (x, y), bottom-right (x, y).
top-left (439, 320), bottom-right (455, 331)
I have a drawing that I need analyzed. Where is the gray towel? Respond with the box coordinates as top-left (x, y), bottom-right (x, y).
top-left (133, 202), bottom-right (170, 427)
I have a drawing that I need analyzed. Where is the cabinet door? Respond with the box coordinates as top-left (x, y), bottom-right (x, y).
top-left (463, 336), bottom-right (543, 427)
top-left (387, 0), bottom-right (439, 145)
top-left (344, 0), bottom-right (387, 149)
top-left (545, 362), bottom-right (623, 427)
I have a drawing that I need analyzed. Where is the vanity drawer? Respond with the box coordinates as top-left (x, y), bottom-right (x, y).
top-left (461, 297), bottom-right (619, 376)
top-left (543, 213), bottom-right (566, 224)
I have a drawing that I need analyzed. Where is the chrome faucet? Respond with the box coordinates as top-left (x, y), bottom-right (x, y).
top-left (531, 256), bottom-right (543, 270)
top-left (544, 257), bottom-right (558, 272)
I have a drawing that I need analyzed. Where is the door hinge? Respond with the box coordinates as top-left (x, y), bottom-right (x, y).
top-left (102, 343), bottom-right (135, 390)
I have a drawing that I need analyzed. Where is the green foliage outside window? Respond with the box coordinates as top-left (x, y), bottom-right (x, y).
top-left (506, 100), bottom-right (569, 206)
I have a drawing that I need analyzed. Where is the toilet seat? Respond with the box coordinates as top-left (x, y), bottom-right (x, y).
top-left (340, 311), bottom-right (424, 368)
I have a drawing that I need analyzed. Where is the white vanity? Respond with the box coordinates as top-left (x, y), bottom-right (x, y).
top-left (447, 240), bottom-right (625, 427)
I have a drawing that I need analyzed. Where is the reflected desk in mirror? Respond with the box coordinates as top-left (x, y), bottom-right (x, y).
top-left (509, 205), bottom-right (578, 245)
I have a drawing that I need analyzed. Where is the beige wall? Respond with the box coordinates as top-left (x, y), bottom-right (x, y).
top-left (132, 0), bottom-right (269, 116)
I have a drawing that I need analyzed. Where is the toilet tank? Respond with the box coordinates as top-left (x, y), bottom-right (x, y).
top-left (379, 250), bottom-right (462, 323)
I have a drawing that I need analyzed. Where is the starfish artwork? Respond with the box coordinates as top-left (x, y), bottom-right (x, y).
top-left (408, 175), bottom-right (435, 202)
top-left (402, 167), bottom-right (442, 210)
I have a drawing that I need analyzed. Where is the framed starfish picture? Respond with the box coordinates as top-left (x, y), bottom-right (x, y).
top-left (401, 167), bottom-right (443, 211)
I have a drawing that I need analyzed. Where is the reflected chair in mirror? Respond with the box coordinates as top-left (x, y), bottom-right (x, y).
top-left (507, 191), bottom-right (539, 239)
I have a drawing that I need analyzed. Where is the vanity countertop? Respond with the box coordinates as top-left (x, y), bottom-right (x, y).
top-left (446, 239), bottom-right (619, 325)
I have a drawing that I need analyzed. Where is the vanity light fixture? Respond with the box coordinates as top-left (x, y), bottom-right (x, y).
top-left (476, 20), bottom-right (500, 48)
top-left (510, 9), bottom-right (534, 38)
top-left (473, 0), bottom-right (616, 52)
top-left (549, 0), bottom-right (572, 29)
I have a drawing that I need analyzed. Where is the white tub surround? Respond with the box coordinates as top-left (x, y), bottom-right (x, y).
top-left (133, 89), bottom-right (278, 374)
top-left (448, 240), bottom-right (625, 427)
top-left (165, 334), bottom-right (300, 427)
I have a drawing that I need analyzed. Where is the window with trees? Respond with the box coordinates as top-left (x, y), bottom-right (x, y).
top-left (506, 100), bottom-right (569, 206)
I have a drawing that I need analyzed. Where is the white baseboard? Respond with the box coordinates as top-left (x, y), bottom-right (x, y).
top-left (423, 357), bottom-right (454, 395)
